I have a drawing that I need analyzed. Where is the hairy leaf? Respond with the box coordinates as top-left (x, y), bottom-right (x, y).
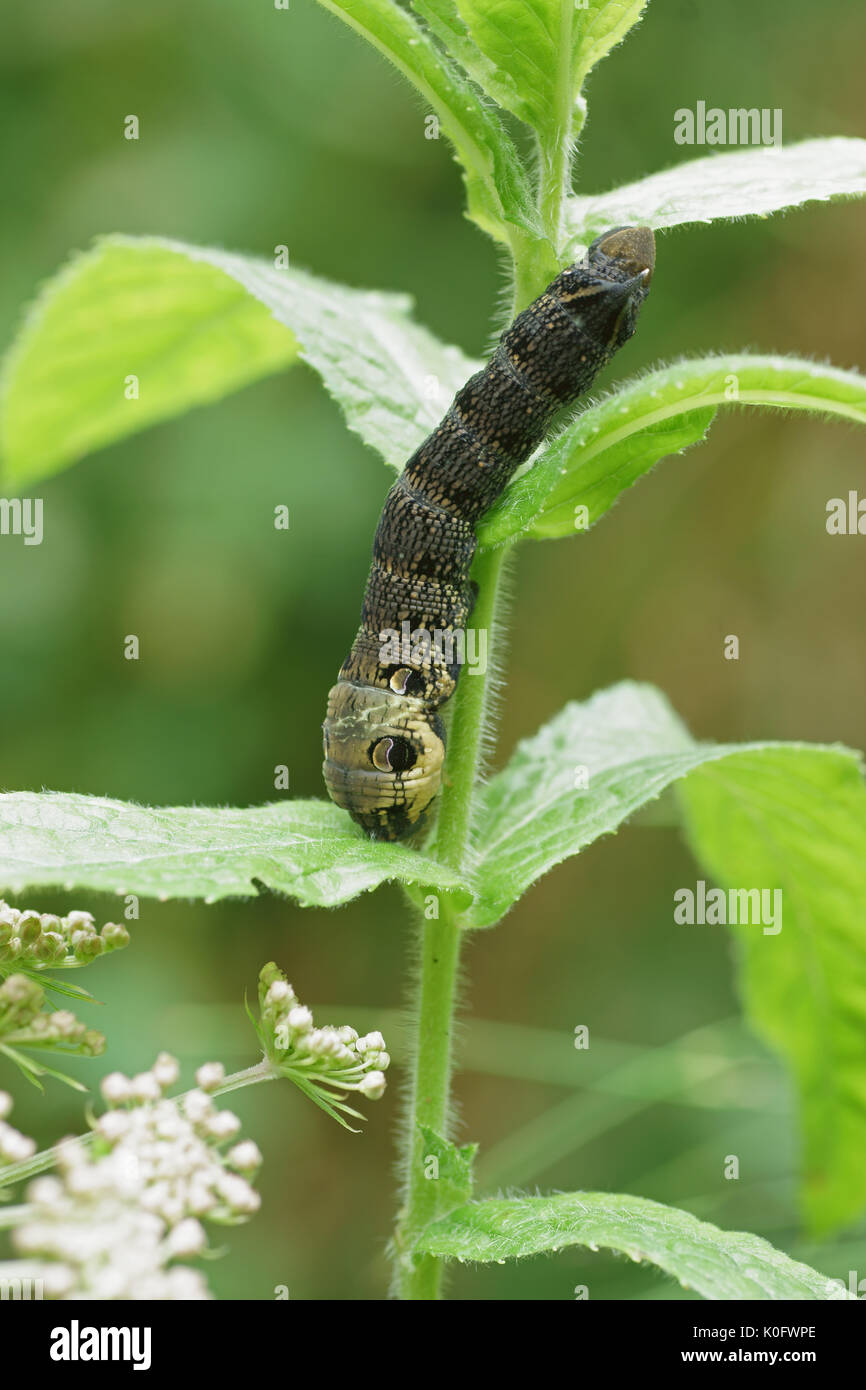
top-left (447, 0), bottom-right (647, 141)
top-left (414, 1191), bottom-right (852, 1299)
top-left (680, 756), bottom-right (866, 1235)
top-left (315, 0), bottom-right (541, 252)
top-left (469, 683), bottom-right (864, 927)
top-left (0, 236), bottom-right (478, 487)
top-left (479, 355), bottom-right (866, 546)
top-left (566, 138), bottom-right (866, 249)
top-left (0, 791), bottom-right (471, 910)
top-left (417, 1127), bottom-right (477, 1219)
top-left (470, 682), bottom-right (866, 1236)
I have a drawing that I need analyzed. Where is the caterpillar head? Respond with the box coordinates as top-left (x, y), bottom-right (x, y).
top-left (564, 224), bottom-right (655, 356)
top-left (322, 680), bottom-right (446, 841)
top-left (588, 224), bottom-right (655, 284)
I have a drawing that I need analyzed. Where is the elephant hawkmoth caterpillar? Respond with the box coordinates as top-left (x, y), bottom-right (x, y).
top-left (323, 225), bottom-right (656, 841)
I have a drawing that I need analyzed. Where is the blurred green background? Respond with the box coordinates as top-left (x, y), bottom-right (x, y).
top-left (1, 0), bottom-right (865, 1299)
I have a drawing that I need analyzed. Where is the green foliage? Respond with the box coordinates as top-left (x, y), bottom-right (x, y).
top-left (416, 1126), bottom-right (477, 1220)
top-left (566, 137), bottom-right (866, 247)
top-left (0, 791), bottom-right (470, 909)
top-left (4, 683), bottom-right (866, 1242)
top-left (0, 237), bottom-right (478, 487)
top-left (250, 962), bottom-right (393, 1129)
top-left (465, 683), bottom-right (866, 929)
top-left (0, 972), bottom-right (104, 1095)
top-left (479, 355), bottom-right (866, 545)
top-left (429, 0), bottom-right (647, 146)
top-left (315, 0), bottom-right (544, 261)
top-left (2, 0), bottom-right (865, 1300)
top-left (680, 754), bottom-right (866, 1235)
top-left (414, 1190), bottom-right (852, 1299)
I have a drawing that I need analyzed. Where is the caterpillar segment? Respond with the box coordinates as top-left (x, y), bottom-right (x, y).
top-left (323, 225), bottom-right (656, 840)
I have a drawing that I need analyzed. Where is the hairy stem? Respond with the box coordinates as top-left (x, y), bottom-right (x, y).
top-left (434, 547), bottom-right (507, 871)
top-left (394, 75), bottom-right (567, 1289)
top-left (394, 546), bottom-right (507, 1300)
top-left (537, 0), bottom-right (576, 253)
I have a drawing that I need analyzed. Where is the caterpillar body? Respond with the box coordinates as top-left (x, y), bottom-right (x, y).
top-left (323, 225), bottom-right (656, 841)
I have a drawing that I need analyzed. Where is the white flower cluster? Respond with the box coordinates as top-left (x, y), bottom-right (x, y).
top-left (0, 900), bottom-right (129, 966)
top-left (262, 973), bottom-right (390, 1102)
top-left (7, 1054), bottom-right (261, 1300)
top-left (0, 1089), bottom-right (37, 1164)
top-left (0, 972), bottom-right (104, 1057)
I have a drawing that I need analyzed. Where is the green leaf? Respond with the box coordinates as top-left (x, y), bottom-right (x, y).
top-left (0, 1045), bottom-right (90, 1095)
top-left (417, 1127), bottom-right (477, 1220)
top-left (414, 1192), bottom-right (852, 1299)
top-left (315, 0), bottom-right (542, 254)
top-left (0, 791), bottom-right (472, 911)
top-left (679, 755), bottom-right (866, 1236)
top-left (0, 236), bottom-right (479, 488)
top-left (287, 1073), bottom-right (366, 1133)
top-left (478, 354), bottom-right (866, 547)
top-left (470, 682), bottom-right (866, 1234)
top-left (412, 0), bottom-right (508, 111)
top-left (446, 0), bottom-right (647, 141)
top-left (566, 137), bottom-right (866, 248)
top-left (467, 682), bottom-right (865, 927)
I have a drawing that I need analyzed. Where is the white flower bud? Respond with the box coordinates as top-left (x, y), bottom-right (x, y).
top-left (359, 1070), bottom-right (387, 1100)
top-left (97, 1111), bottom-right (131, 1143)
top-left (28, 1176), bottom-right (66, 1208)
top-left (64, 1163), bottom-right (103, 1196)
top-left (166, 1218), bottom-right (207, 1257)
top-left (182, 1089), bottom-right (213, 1124)
top-left (101, 1072), bottom-right (132, 1105)
top-left (227, 1140), bottom-right (262, 1172)
top-left (152, 1053), bottom-right (180, 1088)
top-left (195, 1062), bottom-right (225, 1092)
top-left (139, 1180), bottom-right (172, 1214)
top-left (0, 1126), bottom-right (37, 1161)
top-left (131, 1072), bottom-right (163, 1103)
top-left (55, 1136), bottom-right (87, 1170)
top-left (187, 1181), bottom-right (218, 1215)
top-left (207, 1110), bottom-right (241, 1141)
top-left (160, 1196), bottom-right (186, 1225)
top-left (323, 1028), bottom-right (346, 1056)
top-left (166, 1267), bottom-right (212, 1299)
top-left (287, 1005), bottom-right (313, 1033)
top-left (65, 911), bottom-right (95, 930)
top-left (265, 981), bottom-right (294, 1006)
top-left (218, 1173), bottom-right (261, 1214)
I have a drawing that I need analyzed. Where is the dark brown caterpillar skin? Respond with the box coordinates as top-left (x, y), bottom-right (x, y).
top-left (323, 226), bottom-right (656, 841)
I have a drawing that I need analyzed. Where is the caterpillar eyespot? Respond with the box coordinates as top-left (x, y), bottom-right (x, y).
top-left (323, 225), bottom-right (656, 841)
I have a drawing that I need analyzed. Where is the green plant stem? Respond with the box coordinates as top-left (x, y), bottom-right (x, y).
top-left (394, 86), bottom-right (565, 1291)
top-left (434, 547), bottom-right (507, 871)
top-left (511, 255), bottom-right (546, 317)
top-left (538, 139), bottom-right (570, 259)
top-left (537, 0), bottom-right (576, 253)
top-left (395, 900), bottom-right (463, 1299)
top-left (394, 546), bottom-right (507, 1299)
